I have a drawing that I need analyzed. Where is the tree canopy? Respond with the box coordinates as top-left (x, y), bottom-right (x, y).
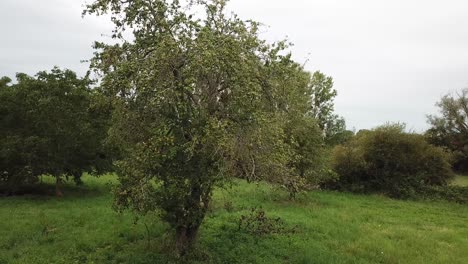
top-left (0, 68), bottom-right (111, 195)
top-left (308, 71), bottom-right (351, 145)
top-left (426, 89), bottom-right (468, 172)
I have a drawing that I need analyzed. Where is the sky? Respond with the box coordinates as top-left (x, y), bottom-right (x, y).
top-left (1, 0), bottom-right (468, 132)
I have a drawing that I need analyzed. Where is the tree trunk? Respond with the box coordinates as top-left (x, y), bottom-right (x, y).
top-left (174, 176), bottom-right (211, 255)
top-left (55, 177), bottom-right (63, 197)
top-left (175, 224), bottom-right (200, 255)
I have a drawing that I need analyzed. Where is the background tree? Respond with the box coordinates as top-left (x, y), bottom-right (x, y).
top-left (322, 117), bottom-right (354, 145)
top-left (257, 50), bottom-right (329, 197)
top-left (308, 71), bottom-right (350, 145)
top-left (0, 68), bottom-right (111, 196)
top-left (426, 89), bottom-right (468, 172)
top-left (84, 0), bottom-right (328, 253)
top-left (0, 77), bottom-right (11, 88)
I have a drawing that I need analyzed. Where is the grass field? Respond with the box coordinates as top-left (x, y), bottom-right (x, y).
top-left (0, 175), bottom-right (467, 264)
top-left (452, 174), bottom-right (468, 187)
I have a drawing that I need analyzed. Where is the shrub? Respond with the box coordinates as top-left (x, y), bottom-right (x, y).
top-left (328, 124), bottom-right (454, 198)
top-left (238, 208), bottom-right (297, 236)
top-left (416, 185), bottom-right (468, 204)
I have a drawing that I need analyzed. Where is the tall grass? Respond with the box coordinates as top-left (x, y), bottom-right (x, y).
top-left (452, 175), bottom-right (468, 187)
top-left (0, 174), bottom-right (467, 263)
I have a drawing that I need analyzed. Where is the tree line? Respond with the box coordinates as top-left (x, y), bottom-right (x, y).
top-left (1, 0), bottom-right (466, 255)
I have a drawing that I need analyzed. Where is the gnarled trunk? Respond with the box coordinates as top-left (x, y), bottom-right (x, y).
top-left (55, 177), bottom-right (63, 197)
top-left (175, 224), bottom-right (200, 255)
top-left (174, 178), bottom-right (211, 255)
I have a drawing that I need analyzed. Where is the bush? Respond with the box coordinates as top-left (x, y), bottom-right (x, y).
top-left (416, 185), bottom-right (468, 204)
top-left (238, 208), bottom-right (297, 236)
top-left (327, 124), bottom-right (454, 198)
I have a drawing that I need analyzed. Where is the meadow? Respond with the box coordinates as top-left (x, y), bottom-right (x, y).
top-left (452, 174), bottom-right (468, 187)
top-left (0, 174), bottom-right (467, 264)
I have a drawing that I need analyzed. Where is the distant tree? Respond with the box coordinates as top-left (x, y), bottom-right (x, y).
top-left (0, 76), bottom-right (11, 88)
top-left (308, 71), bottom-right (348, 145)
top-left (323, 117), bottom-right (354, 145)
top-left (257, 50), bottom-right (329, 197)
top-left (426, 89), bottom-right (468, 172)
top-left (84, 0), bottom-right (327, 253)
top-left (283, 115), bottom-right (330, 198)
top-left (0, 68), bottom-right (112, 196)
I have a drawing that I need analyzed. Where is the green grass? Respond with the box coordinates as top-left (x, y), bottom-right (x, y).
top-left (452, 174), bottom-right (468, 187)
top-left (1, 175), bottom-right (467, 264)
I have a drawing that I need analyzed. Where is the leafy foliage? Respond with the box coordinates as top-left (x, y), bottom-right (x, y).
top-left (328, 124), bottom-right (454, 198)
top-left (426, 89), bottom-right (468, 172)
top-left (0, 68), bottom-right (111, 195)
top-left (282, 115), bottom-right (332, 198)
top-left (415, 185), bottom-right (468, 204)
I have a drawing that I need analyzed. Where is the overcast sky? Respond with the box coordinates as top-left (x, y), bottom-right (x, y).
top-left (1, 0), bottom-right (468, 131)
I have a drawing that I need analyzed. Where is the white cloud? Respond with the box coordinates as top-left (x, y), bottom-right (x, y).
top-left (1, 0), bottom-right (467, 131)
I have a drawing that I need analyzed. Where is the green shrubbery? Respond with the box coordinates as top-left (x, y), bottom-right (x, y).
top-left (327, 124), bottom-right (455, 198)
top-left (416, 185), bottom-right (468, 204)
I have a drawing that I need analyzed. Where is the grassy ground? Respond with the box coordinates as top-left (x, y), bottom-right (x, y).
top-left (452, 174), bottom-right (468, 187)
top-left (0, 175), bottom-right (467, 264)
